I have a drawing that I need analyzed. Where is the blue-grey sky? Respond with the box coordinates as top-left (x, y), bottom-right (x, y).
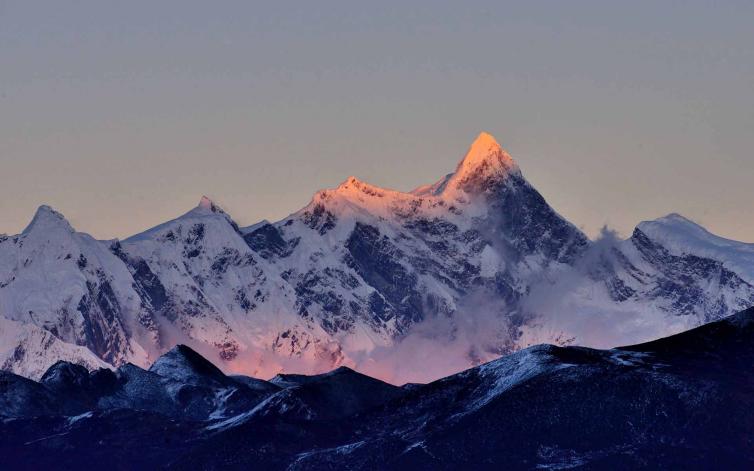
top-left (1, 1), bottom-right (753, 241)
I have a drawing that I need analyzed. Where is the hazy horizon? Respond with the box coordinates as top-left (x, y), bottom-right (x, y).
top-left (2, 1), bottom-right (753, 242)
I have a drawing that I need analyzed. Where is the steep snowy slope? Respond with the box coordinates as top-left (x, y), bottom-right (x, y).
top-left (0, 317), bottom-right (109, 380)
top-left (633, 213), bottom-right (754, 283)
top-left (517, 215), bottom-right (754, 351)
top-left (0, 206), bottom-right (157, 373)
top-left (117, 196), bottom-right (343, 377)
top-left (616, 217), bottom-right (754, 321)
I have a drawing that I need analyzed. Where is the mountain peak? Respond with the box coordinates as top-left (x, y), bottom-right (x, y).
top-left (441, 132), bottom-right (518, 197)
top-left (656, 213), bottom-right (699, 226)
top-left (636, 213), bottom-right (705, 237)
top-left (636, 213), bottom-right (754, 252)
top-left (335, 176), bottom-right (381, 193)
top-left (470, 131), bottom-right (499, 150)
top-left (456, 131), bottom-right (516, 177)
top-left (191, 195), bottom-right (232, 218)
top-left (197, 195), bottom-right (220, 212)
top-left (337, 176), bottom-right (362, 189)
top-left (149, 344), bottom-right (228, 385)
top-left (22, 205), bottom-right (75, 235)
top-left (327, 176), bottom-right (396, 202)
top-left (124, 196), bottom-right (239, 243)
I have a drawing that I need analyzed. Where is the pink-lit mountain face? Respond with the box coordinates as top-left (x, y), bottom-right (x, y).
top-left (2, 133), bottom-right (753, 384)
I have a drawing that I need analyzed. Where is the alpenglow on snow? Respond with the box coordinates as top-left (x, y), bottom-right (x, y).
top-left (2, 133), bottom-right (753, 384)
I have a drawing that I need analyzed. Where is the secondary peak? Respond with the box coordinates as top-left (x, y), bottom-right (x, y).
top-left (22, 205), bottom-right (75, 235)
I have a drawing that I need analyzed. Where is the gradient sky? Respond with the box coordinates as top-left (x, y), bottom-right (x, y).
top-left (1, 1), bottom-right (753, 241)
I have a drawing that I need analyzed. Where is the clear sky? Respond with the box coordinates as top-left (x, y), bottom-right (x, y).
top-left (1, 1), bottom-right (753, 241)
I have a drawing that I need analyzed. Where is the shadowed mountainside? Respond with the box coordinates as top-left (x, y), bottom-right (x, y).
top-left (1, 307), bottom-right (753, 469)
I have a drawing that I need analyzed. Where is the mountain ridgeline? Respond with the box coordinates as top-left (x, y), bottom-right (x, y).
top-left (1, 132), bottom-right (754, 383)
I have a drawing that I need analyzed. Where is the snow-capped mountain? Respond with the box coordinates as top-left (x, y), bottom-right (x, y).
top-left (0, 206), bottom-right (158, 376)
top-left (618, 215), bottom-right (754, 322)
top-left (115, 195), bottom-right (346, 377)
top-left (1, 132), bottom-right (753, 383)
top-left (517, 213), bottom-right (754, 352)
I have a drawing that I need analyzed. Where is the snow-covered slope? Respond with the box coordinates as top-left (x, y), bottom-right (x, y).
top-left (634, 213), bottom-right (754, 283)
top-left (0, 206), bottom-right (157, 374)
top-left (116, 195), bottom-right (344, 378)
top-left (0, 317), bottom-right (110, 380)
top-left (516, 215), bottom-right (754, 353)
top-left (617, 218), bottom-right (754, 322)
top-left (1, 132), bottom-right (753, 384)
